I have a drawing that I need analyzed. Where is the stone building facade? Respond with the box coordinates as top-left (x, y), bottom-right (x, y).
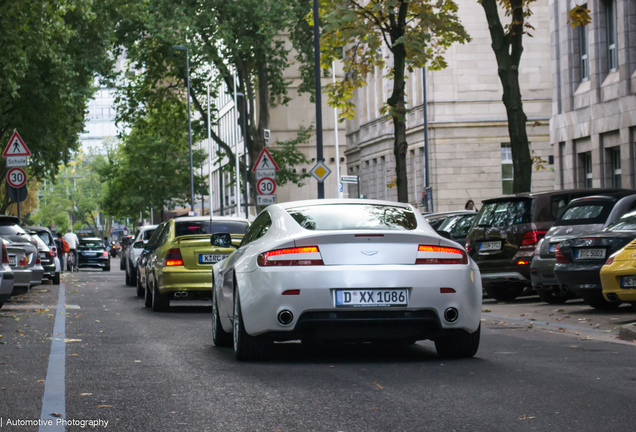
top-left (551, 0), bottom-right (636, 190)
top-left (345, 0), bottom-right (555, 212)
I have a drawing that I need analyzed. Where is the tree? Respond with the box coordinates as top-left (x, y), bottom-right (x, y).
top-left (116, 0), bottom-right (314, 211)
top-left (320, 0), bottom-right (469, 202)
top-left (34, 151), bottom-right (109, 238)
top-left (0, 0), bottom-right (126, 213)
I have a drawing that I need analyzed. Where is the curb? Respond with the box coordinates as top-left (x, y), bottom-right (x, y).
top-left (619, 323), bottom-right (636, 341)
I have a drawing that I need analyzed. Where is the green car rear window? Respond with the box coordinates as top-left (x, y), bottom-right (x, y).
top-left (175, 221), bottom-right (249, 237)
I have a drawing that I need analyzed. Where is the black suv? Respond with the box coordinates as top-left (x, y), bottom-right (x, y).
top-left (465, 189), bottom-right (629, 301)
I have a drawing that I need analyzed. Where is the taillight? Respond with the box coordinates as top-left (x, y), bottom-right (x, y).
top-left (19, 255), bottom-right (28, 266)
top-left (416, 245), bottom-right (468, 264)
top-left (605, 256), bottom-right (614, 266)
top-left (519, 230), bottom-right (548, 250)
top-left (165, 248), bottom-right (183, 266)
top-left (257, 246), bottom-right (323, 266)
top-left (555, 245), bottom-right (569, 263)
top-left (1, 243), bottom-right (8, 264)
top-left (50, 246), bottom-right (57, 258)
top-left (36, 257), bottom-right (41, 264)
top-left (102, 251), bottom-right (109, 257)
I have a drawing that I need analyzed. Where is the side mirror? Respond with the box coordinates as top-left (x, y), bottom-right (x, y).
top-left (133, 241), bottom-right (143, 248)
top-left (437, 230), bottom-right (452, 240)
top-left (211, 233), bottom-right (234, 248)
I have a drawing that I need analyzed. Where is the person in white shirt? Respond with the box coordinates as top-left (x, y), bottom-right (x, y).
top-left (64, 229), bottom-right (80, 271)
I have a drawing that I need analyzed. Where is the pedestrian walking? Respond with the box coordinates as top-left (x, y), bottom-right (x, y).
top-left (55, 233), bottom-right (70, 273)
top-left (64, 228), bottom-right (80, 272)
top-left (465, 200), bottom-right (477, 211)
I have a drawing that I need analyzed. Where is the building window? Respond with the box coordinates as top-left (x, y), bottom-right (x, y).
top-left (606, 0), bottom-right (617, 71)
top-left (580, 152), bottom-right (593, 187)
top-left (579, 8), bottom-right (589, 81)
top-left (501, 143), bottom-right (513, 194)
top-left (611, 147), bottom-right (622, 188)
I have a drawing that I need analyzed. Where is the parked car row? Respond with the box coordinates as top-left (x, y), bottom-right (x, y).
top-left (427, 188), bottom-right (636, 310)
top-left (0, 217), bottom-right (58, 310)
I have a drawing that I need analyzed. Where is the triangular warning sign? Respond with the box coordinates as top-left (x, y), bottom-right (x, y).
top-left (251, 147), bottom-right (280, 172)
top-left (2, 131), bottom-right (31, 157)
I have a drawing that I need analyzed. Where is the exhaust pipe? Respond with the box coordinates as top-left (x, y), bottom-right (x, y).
top-left (606, 293), bottom-right (620, 303)
top-left (277, 310), bottom-right (293, 325)
top-left (444, 307), bottom-right (459, 323)
top-left (173, 292), bottom-right (189, 298)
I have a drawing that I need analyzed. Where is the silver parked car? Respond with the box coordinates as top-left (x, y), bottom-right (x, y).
top-left (0, 241), bottom-right (15, 309)
top-left (124, 224), bottom-right (158, 287)
top-left (2, 238), bottom-right (33, 295)
top-left (531, 193), bottom-right (636, 304)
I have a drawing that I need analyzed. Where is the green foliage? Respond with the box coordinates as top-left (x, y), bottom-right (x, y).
top-left (34, 150), bottom-right (109, 238)
top-left (0, 0), bottom-right (124, 184)
top-left (269, 126), bottom-right (313, 187)
top-left (320, 0), bottom-right (470, 120)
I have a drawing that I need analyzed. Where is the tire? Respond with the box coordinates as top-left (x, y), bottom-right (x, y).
top-left (103, 266), bottom-right (110, 272)
top-left (536, 285), bottom-right (572, 304)
top-left (435, 325), bottom-right (481, 359)
top-left (52, 272), bottom-right (60, 285)
top-left (485, 285), bottom-right (524, 302)
top-left (144, 279), bottom-right (153, 308)
top-left (233, 289), bottom-right (270, 361)
top-left (212, 288), bottom-right (232, 347)
top-left (152, 277), bottom-right (170, 312)
top-left (120, 257), bottom-right (125, 270)
top-left (582, 295), bottom-right (621, 310)
top-left (0, 301), bottom-right (4, 310)
top-left (136, 274), bottom-right (145, 298)
top-left (125, 269), bottom-right (130, 285)
top-left (630, 302), bottom-right (636, 312)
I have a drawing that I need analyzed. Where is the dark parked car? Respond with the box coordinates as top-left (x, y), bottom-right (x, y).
top-left (24, 226), bottom-right (60, 285)
top-left (424, 210), bottom-right (476, 231)
top-left (434, 212), bottom-right (477, 246)
top-left (554, 213), bottom-right (636, 309)
top-left (77, 238), bottom-right (111, 271)
top-left (531, 193), bottom-right (636, 303)
top-left (465, 189), bottom-right (629, 301)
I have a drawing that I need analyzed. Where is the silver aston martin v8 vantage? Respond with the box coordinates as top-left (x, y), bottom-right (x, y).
top-left (211, 199), bottom-right (482, 361)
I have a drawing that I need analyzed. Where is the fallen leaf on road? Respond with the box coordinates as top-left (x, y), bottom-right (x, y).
top-left (51, 413), bottom-right (62, 417)
top-left (482, 309), bottom-right (491, 313)
top-left (97, 405), bottom-right (112, 408)
top-left (95, 320), bottom-right (100, 323)
top-left (37, 379), bottom-right (45, 382)
top-left (64, 339), bottom-right (82, 343)
top-left (81, 393), bottom-right (92, 396)
top-left (519, 415), bottom-right (536, 420)
top-left (556, 309), bottom-right (565, 312)
top-left (372, 382), bottom-right (385, 390)
top-left (134, 360), bottom-right (141, 363)
top-left (68, 354), bottom-right (78, 357)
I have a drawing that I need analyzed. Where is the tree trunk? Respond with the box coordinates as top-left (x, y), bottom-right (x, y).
top-left (387, 2), bottom-right (410, 203)
top-left (481, 0), bottom-right (532, 193)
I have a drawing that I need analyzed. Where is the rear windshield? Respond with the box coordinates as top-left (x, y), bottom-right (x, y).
top-left (287, 204), bottom-right (418, 231)
top-left (603, 215), bottom-right (636, 232)
top-left (174, 221), bottom-right (249, 237)
top-left (36, 231), bottom-right (54, 246)
top-left (554, 203), bottom-right (613, 226)
top-left (438, 214), bottom-right (476, 237)
top-left (79, 239), bottom-right (104, 249)
top-left (142, 229), bottom-right (155, 240)
top-left (33, 236), bottom-right (48, 250)
top-left (474, 200), bottom-right (532, 227)
top-left (0, 225), bottom-right (28, 237)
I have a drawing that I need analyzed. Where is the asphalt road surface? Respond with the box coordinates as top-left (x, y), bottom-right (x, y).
top-left (1, 260), bottom-right (635, 431)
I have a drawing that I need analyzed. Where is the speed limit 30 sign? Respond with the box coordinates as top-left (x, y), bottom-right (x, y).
top-left (7, 167), bottom-right (26, 188)
top-left (256, 177), bottom-right (276, 195)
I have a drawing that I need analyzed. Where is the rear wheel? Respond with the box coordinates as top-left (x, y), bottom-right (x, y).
top-left (52, 272), bottom-right (60, 285)
top-left (233, 289), bottom-right (270, 360)
top-left (144, 279), bottom-right (153, 308)
top-left (212, 288), bottom-right (232, 347)
top-left (125, 269), bottom-right (130, 285)
top-left (485, 285), bottom-right (524, 302)
top-left (435, 325), bottom-right (481, 359)
top-left (130, 266), bottom-right (137, 286)
top-left (120, 257), bottom-right (126, 270)
top-left (151, 278), bottom-right (170, 312)
top-left (582, 295), bottom-right (621, 310)
top-left (536, 285), bottom-right (572, 304)
top-left (103, 266), bottom-right (110, 272)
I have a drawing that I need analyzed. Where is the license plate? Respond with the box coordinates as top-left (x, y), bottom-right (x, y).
top-left (335, 289), bottom-right (409, 307)
top-left (199, 254), bottom-right (225, 264)
top-left (479, 241), bottom-right (502, 251)
top-left (549, 244), bottom-right (557, 253)
top-left (84, 252), bottom-right (97, 257)
top-left (576, 248), bottom-right (605, 260)
top-left (8, 257), bottom-right (16, 266)
top-left (621, 276), bottom-right (636, 288)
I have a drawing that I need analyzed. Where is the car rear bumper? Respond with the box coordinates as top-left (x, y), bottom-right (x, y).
top-left (0, 272), bottom-right (14, 299)
top-left (11, 269), bottom-right (32, 294)
top-left (78, 258), bottom-right (110, 268)
top-left (530, 255), bottom-right (557, 287)
top-left (232, 263), bottom-right (482, 338)
top-left (30, 266), bottom-right (44, 286)
top-left (600, 264), bottom-right (636, 302)
top-left (554, 263), bottom-right (604, 297)
top-left (157, 267), bottom-right (212, 292)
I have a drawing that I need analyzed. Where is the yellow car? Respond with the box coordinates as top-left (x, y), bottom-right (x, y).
top-left (145, 216), bottom-right (249, 312)
top-left (600, 238), bottom-right (636, 309)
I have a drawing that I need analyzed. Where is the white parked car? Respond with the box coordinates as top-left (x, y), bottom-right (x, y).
top-left (211, 199), bottom-right (482, 361)
top-left (124, 224), bottom-right (158, 287)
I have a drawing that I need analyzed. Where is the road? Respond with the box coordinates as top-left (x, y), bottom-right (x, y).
top-left (1, 261), bottom-right (635, 431)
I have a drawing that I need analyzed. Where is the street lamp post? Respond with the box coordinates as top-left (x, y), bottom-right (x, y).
top-left (172, 44), bottom-right (195, 213)
top-left (236, 92), bottom-right (249, 220)
top-left (313, 0), bottom-right (324, 199)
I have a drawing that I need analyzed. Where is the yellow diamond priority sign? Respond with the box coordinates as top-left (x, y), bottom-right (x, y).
top-left (310, 161), bottom-right (331, 183)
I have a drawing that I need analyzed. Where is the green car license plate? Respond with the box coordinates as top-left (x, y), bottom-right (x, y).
top-left (199, 254), bottom-right (224, 264)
